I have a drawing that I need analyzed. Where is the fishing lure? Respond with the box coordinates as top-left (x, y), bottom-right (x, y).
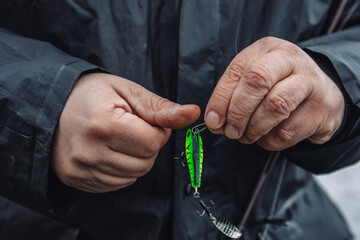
top-left (182, 123), bottom-right (242, 239)
top-left (185, 128), bottom-right (203, 189)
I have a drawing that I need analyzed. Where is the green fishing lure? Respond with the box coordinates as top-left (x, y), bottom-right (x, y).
top-left (181, 124), bottom-right (241, 238)
top-left (185, 128), bottom-right (204, 188)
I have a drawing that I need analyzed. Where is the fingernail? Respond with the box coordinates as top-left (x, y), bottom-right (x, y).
top-left (225, 124), bottom-right (240, 139)
top-left (206, 110), bottom-right (221, 128)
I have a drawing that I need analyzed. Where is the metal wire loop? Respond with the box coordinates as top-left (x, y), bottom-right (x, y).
top-left (192, 123), bottom-right (207, 134)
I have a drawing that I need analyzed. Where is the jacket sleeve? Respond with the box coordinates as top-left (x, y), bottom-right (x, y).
top-left (287, 25), bottom-right (360, 174)
top-left (0, 27), bottom-right (99, 214)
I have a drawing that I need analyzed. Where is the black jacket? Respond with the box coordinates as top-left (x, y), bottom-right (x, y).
top-left (0, 1), bottom-right (359, 239)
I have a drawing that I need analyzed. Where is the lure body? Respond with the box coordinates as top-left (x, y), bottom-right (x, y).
top-left (185, 128), bottom-right (203, 188)
top-left (185, 123), bottom-right (241, 239)
top-left (183, 125), bottom-right (241, 238)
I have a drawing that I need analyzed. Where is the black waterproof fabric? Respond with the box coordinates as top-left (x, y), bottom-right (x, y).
top-left (0, 1), bottom-right (359, 239)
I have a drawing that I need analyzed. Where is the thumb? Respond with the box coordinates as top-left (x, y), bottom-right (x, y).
top-left (115, 79), bottom-right (201, 129)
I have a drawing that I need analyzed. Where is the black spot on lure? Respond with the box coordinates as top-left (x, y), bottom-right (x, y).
top-left (183, 123), bottom-right (241, 239)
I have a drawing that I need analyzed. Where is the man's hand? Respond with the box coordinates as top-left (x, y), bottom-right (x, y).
top-left (52, 73), bottom-right (200, 193)
top-left (205, 37), bottom-right (344, 150)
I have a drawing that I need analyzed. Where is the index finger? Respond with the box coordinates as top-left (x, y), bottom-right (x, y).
top-left (204, 38), bottom-right (271, 133)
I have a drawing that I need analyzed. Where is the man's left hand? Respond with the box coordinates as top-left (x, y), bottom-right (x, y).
top-left (205, 37), bottom-right (345, 150)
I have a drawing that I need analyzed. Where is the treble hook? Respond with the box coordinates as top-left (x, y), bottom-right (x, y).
top-left (197, 209), bottom-right (206, 217)
top-left (173, 152), bottom-right (186, 166)
top-left (194, 191), bottom-right (242, 238)
top-left (192, 123), bottom-right (207, 134)
top-left (193, 189), bottom-right (215, 217)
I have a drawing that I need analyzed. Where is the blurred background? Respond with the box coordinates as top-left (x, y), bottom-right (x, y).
top-left (316, 162), bottom-right (360, 239)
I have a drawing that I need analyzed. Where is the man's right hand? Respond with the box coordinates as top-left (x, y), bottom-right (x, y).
top-left (52, 73), bottom-right (200, 193)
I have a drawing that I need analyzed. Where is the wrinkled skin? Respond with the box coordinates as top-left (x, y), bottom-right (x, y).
top-left (205, 37), bottom-right (345, 150)
top-left (53, 37), bottom-right (345, 193)
top-left (52, 73), bottom-right (200, 193)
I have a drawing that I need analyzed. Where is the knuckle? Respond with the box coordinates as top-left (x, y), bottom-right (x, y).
top-left (128, 84), bottom-right (143, 99)
top-left (284, 44), bottom-right (303, 58)
top-left (262, 36), bottom-right (277, 43)
top-left (213, 84), bottom-right (232, 104)
top-left (258, 36), bottom-right (282, 49)
top-left (243, 66), bottom-right (272, 91)
top-left (150, 95), bottom-right (170, 112)
top-left (227, 103), bottom-right (250, 123)
top-left (226, 59), bottom-right (248, 81)
top-left (276, 127), bottom-right (295, 142)
top-left (260, 36), bottom-right (277, 47)
top-left (264, 95), bottom-right (293, 119)
top-left (87, 116), bottom-right (109, 137)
